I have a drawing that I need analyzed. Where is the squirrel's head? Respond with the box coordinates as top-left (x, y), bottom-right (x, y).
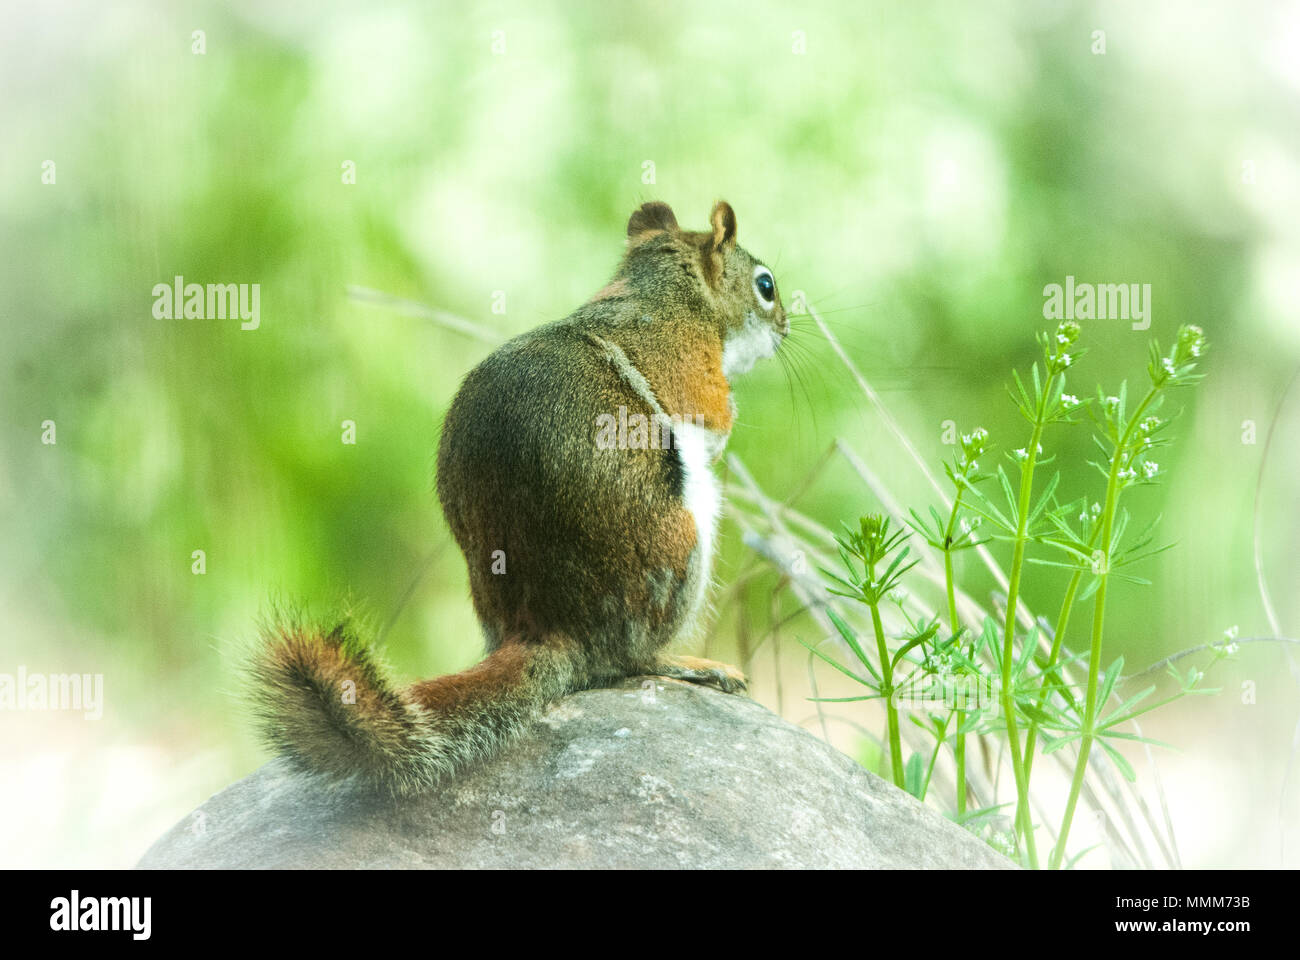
top-left (620, 200), bottom-right (787, 379)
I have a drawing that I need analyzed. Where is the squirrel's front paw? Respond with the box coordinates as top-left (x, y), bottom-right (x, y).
top-left (652, 655), bottom-right (748, 695)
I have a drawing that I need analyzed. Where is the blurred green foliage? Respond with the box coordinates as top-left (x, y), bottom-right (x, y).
top-left (2, 0), bottom-right (1297, 803)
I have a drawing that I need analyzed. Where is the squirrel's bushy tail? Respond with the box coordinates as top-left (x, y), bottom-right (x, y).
top-left (250, 618), bottom-right (576, 798)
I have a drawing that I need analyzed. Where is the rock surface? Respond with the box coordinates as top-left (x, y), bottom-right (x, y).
top-left (138, 677), bottom-right (1012, 869)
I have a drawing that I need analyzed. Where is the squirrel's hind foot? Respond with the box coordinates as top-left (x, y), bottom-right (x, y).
top-left (651, 654), bottom-right (748, 695)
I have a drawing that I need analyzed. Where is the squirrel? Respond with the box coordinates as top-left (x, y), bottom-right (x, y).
top-left (252, 200), bottom-right (787, 797)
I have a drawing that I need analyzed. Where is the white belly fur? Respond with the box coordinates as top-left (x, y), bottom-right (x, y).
top-left (670, 421), bottom-right (725, 617)
top-left (585, 332), bottom-right (732, 623)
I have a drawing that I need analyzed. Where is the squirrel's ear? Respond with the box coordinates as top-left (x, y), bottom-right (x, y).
top-left (627, 201), bottom-right (679, 239)
top-left (709, 201), bottom-right (737, 251)
top-left (700, 201), bottom-right (737, 287)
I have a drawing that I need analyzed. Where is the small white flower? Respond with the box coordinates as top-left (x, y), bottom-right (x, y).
top-left (1014, 447), bottom-right (1028, 461)
top-left (1142, 461), bottom-right (1159, 479)
top-left (1218, 630), bottom-right (1240, 655)
top-left (1180, 326), bottom-right (1207, 360)
top-left (1162, 357), bottom-right (1176, 375)
top-left (1062, 394), bottom-right (1079, 408)
top-left (1060, 353), bottom-right (1072, 367)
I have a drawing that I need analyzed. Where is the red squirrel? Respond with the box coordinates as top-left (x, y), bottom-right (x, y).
top-left (252, 201), bottom-right (788, 796)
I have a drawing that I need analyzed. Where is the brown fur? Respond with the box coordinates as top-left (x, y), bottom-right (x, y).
top-left (588, 277), bottom-right (631, 302)
top-left (252, 201), bottom-right (786, 796)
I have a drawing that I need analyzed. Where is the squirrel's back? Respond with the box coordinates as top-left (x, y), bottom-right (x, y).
top-left (253, 201), bottom-right (786, 796)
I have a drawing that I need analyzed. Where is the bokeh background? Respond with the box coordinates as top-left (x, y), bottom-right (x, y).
top-left (2, 0), bottom-right (1297, 868)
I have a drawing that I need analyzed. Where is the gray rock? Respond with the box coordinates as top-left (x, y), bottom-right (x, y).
top-left (137, 677), bottom-right (1013, 869)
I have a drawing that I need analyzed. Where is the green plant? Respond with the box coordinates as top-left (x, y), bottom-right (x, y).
top-left (1039, 323), bottom-right (1210, 867)
top-left (789, 320), bottom-right (1224, 868)
top-left (904, 427), bottom-right (990, 815)
top-left (814, 514), bottom-right (929, 791)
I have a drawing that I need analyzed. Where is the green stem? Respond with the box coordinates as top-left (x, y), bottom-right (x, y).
top-left (1022, 525), bottom-right (1100, 785)
top-left (869, 590), bottom-right (905, 788)
top-left (919, 712), bottom-right (952, 800)
top-left (1002, 417), bottom-right (1048, 869)
top-left (1050, 388), bottom-right (1159, 869)
top-left (942, 489), bottom-right (968, 816)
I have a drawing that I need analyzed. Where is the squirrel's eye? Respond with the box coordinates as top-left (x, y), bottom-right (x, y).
top-left (753, 266), bottom-right (776, 309)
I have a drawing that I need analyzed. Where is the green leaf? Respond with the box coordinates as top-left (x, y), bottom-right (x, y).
top-left (976, 616), bottom-right (1000, 658)
top-left (1099, 739), bottom-right (1137, 782)
top-left (997, 466), bottom-right (1018, 518)
top-left (1019, 702), bottom-right (1065, 729)
top-left (963, 495), bottom-right (1013, 534)
top-left (826, 587), bottom-right (867, 602)
top-left (1097, 656), bottom-right (1124, 712)
top-left (1110, 509), bottom-right (1130, 554)
top-left (1078, 574), bottom-right (1102, 602)
top-left (880, 545), bottom-right (913, 587)
top-left (891, 633), bottom-right (930, 670)
top-left (1028, 471), bottom-right (1062, 526)
top-left (1113, 541), bottom-right (1176, 569)
top-left (1013, 626), bottom-right (1040, 681)
top-left (954, 802), bottom-right (1012, 827)
top-left (1043, 733), bottom-right (1083, 754)
top-left (1025, 556), bottom-right (1089, 571)
top-left (1099, 730), bottom-right (1176, 750)
top-left (824, 607), bottom-right (879, 681)
top-left (1110, 573), bottom-right (1154, 586)
top-left (905, 508), bottom-right (942, 548)
top-left (1100, 684), bottom-right (1157, 726)
top-left (1065, 844), bottom-right (1103, 870)
top-left (797, 635), bottom-right (875, 687)
top-left (819, 566), bottom-right (860, 594)
top-left (904, 752), bottom-right (925, 799)
top-left (1010, 369), bottom-right (1033, 419)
